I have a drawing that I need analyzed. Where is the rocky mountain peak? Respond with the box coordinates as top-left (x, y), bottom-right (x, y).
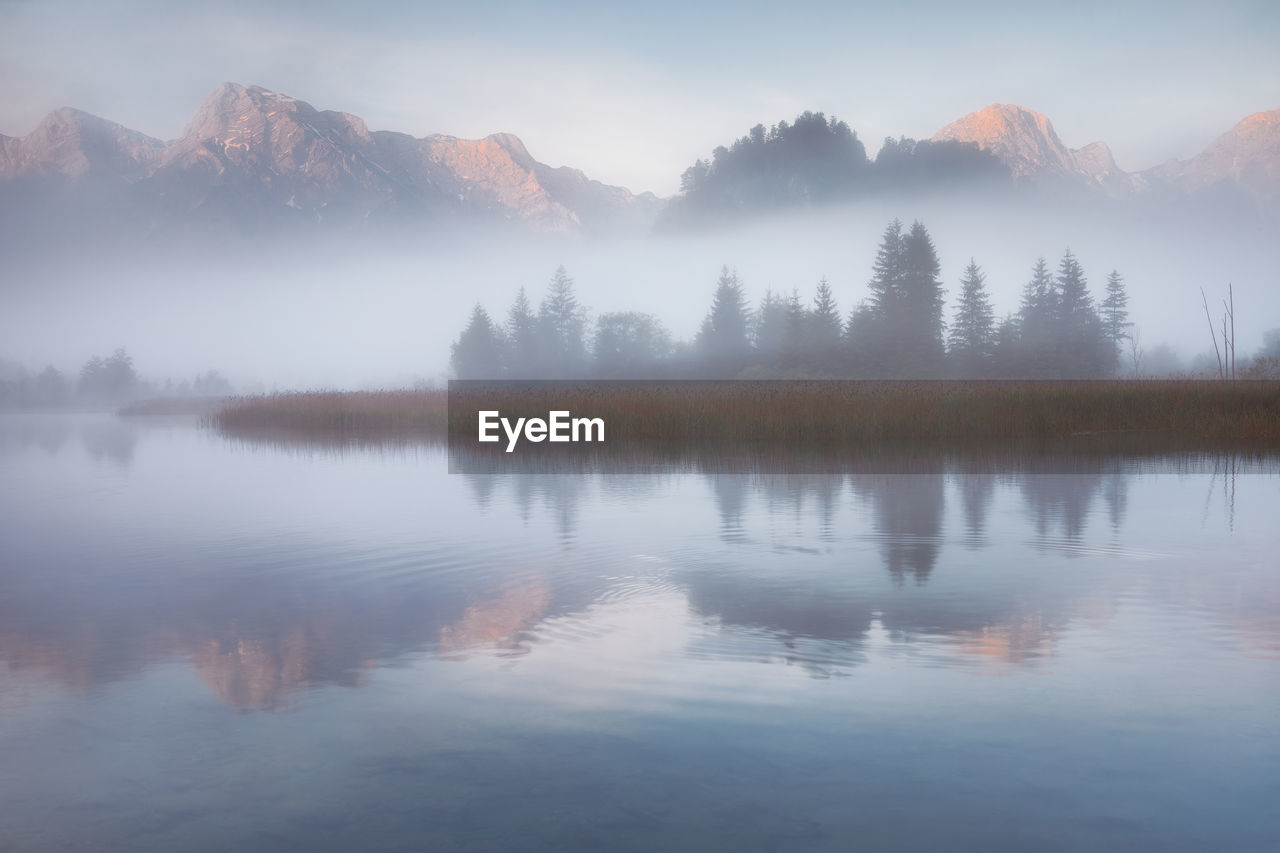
top-left (931, 104), bottom-right (1076, 179)
top-left (0, 106), bottom-right (163, 181)
top-left (1148, 107), bottom-right (1280, 197)
top-left (0, 82), bottom-right (660, 238)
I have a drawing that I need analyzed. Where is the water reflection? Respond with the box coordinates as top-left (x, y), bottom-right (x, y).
top-left (851, 474), bottom-right (945, 584)
top-left (0, 415), bottom-right (1276, 715)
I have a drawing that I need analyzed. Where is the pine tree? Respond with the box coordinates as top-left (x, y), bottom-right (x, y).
top-left (893, 220), bottom-right (946, 374)
top-left (1100, 270), bottom-right (1130, 351)
top-left (697, 266), bottom-right (752, 376)
top-left (451, 305), bottom-right (507, 379)
top-left (947, 259), bottom-right (995, 376)
top-left (776, 289), bottom-right (806, 368)
top-left (805, 276), bottom-right (843, 372)
top-left (1017, 257), bottom-right (1057, 377)
top-left (1019, 258), bottom-right (1055, 333)
top-left (844, 301), bottom-right (879, 377)
top-left (867, 218), bottom-right (904, 320)
top-left (1053, 250), bottom-right (1109, 376)
top-left (753, 288), bottom-right (788, 366)
top-left (1055, 250), bottom-right (1093, 327)
top-left (505, 286), bottom-right (538, 378)
top-left (810, 277), bottom-right (843, 344)
top-left (990, 315), bottom-right (1020, 378)
top-left (537, 266), bottom-right (588, 378)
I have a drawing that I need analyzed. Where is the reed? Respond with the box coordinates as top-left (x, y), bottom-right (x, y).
top-left (212, 390), bottom-right (447, 434)
top-left (211, 381), bottom-right (1280, 444)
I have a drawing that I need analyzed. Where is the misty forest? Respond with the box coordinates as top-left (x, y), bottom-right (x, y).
top-left (661, 112), bottom-right (1012, 227)
top-left (448, 217), bottom-right (1274, 381)
top-left (3, 99), bottom-right (1279, 400)
top-left (4, 4), bottom-right (1280, 850)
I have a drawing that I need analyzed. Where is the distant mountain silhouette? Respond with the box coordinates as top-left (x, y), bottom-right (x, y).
top-left (933, 103), bottom-right (1280, 208)
top-left (1, 90), bottom-right (1276, 244)
top-left (0, 82), bottom-right (661, 245)
top-left (661, 104), bottom-right (1280, 227)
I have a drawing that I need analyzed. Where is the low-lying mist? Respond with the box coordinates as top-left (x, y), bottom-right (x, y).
top-left (3, 194), bottom-right (1276, 392)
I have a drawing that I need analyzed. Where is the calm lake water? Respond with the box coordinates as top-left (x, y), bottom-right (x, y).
top-left (1, 413), bottom-right (1277, 852)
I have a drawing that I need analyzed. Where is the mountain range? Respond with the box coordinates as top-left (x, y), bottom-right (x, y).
top-left (1, 83), bottom-right (1276, 245)
top-left (931, 103), bottom-right (1280, 205)
top-left (0, 82), bottom-right (660, 241)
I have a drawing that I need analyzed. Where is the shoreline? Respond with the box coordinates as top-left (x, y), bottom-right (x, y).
top-left (202, 381), bottom-right (1280, 445)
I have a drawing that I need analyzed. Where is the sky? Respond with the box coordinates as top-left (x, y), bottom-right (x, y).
top-left (2, 0), bottom-right (1278, 195)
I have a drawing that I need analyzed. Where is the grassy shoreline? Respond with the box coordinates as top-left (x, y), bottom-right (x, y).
top-left (207, 381), bottom-right (1280, 445)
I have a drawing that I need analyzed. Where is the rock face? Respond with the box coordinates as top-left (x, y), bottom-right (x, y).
top-left (932, 103), bottom-right (1280, 208)
top-left (931, 104), bottom-right (1136, 197)
top-left (1144, 109), bottom-right (1280, 201)
top-left (0, 83), bottom-right (661, 240)
top-left (0, 107), bottom-right (164, 182)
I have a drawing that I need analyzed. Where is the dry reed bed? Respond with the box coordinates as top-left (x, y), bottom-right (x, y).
top-left (212, 390), bottom-right (447, 434)
top-left (212, 382), bottom-right (1280, 443)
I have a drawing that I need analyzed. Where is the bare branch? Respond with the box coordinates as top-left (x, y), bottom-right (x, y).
top-left (1201, 287), bottom-right (1222, 379)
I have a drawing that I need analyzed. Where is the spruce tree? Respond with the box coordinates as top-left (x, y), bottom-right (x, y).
top-left (505, 286), bottom-right (538, 378)
top-left (537, 266), bottom-right (588, 378)
top-left (1100, 270), bottom-right (1131, 351)
top-left (1054, 250), bottom-right (1108, 376)
top-left (1017, 257), bottom-right (1057, 377)
top-left (781, 289), bottom-right (808, 368)
top-left (1055, 250), bottom-right (1094, 327)
top-left (753, 288), bottom-right (789, 367)
top-left (895, 220), bottom-right (946, 374)
top-left (697, 266), bottom-right (752, 376)
top-left (867, 218), bottom-right (904, 320)
top-left (990, 315), bottom-right (1020, 378)
top-left (451, 305), bottom-right (507, 379)
top-left (947, 259), bottom-right (995, 377)
top-left (808, 276), bottom-right (844, 371)
top-left (844, 302), bottom-right (878, 377)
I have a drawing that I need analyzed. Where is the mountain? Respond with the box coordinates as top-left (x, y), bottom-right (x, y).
top-left (931, 104), bottom-right (1135, 197)
top-left (0, 83), bottom-right (661, 241)
top-left (1144, 110), bottom-right (1280, 203)
top-left (931, 103), bottom-right (1280, 209)
top-left (0, 107), bottom-right (165, 182)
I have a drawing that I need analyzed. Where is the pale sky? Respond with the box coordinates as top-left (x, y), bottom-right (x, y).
top-left (1, 0), bottom-right (1277, 195)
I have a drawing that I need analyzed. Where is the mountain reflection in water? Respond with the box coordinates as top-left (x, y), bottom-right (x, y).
top-left (0, 414), bottom-right (1276, 852)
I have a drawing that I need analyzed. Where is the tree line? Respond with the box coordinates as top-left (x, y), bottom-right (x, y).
top-left (660, 112), bottom-right (1010, 227)
top-left (450, 218), bottom-right (1143, 380)
top-left (0, 348), bottom-right (233, 409)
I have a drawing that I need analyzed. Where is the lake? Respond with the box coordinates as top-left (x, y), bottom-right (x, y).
top-left (0, 413), bottom-right (1277, 851)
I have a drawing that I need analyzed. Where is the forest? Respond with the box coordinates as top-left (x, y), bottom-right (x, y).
top-left (450, 218), bottom-right (1143, 380)
top-left (658, 112), bottom-right (1011, 227)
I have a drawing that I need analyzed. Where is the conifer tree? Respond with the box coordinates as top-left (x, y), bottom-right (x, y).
top-left (753, 289), bottom-right (789, 366)
top-left (451, 305), bottom-right (507, 379)
top-left (810, 277), bottom-right (843, 344)
top-left (898, 220), bottom-right (946, 363)
top-left (805, 276), bottom-right (843, 371)
top-left (947, 259), bottom-right (995, 376)
top-left (1055, 250), bottom-right (1094, 328)
top-left (697, 266), bottom-right (752, 376)
top-left (844, 301), bottom-right (878, 376)
top-left (537, 266), bottom-right (588, 377)
top-left (505, 286), bottom-right (538, 378)
top-left (781, 289), bottom-right (808, 368)
top-left (867, 218), bottom-right (904, 320)
top-left (1054, 250), bottom-right (1109, 376)
top-left (1017, 257), bottom-right (1057, 377)
top-left (1100, 270), bottom-right (1131, 352)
